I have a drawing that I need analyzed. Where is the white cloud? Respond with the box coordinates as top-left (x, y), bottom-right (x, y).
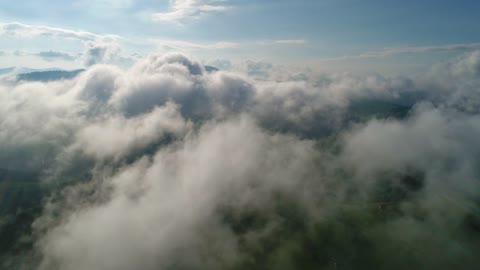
top-left (0, 22), bottom-right (119, 42)
top-left (0, 22), bottom-right (131, 68)
top-left (2, 51), bottom-right (480, 269)
top-left (83, 42), bottom-right (121, 66)
top-left (324, 42), bottom-right (480, 61)
top-left (153, 38), bottom-right (309, 54)
top-left (36, 116), bottom-right (319, 270)
top-left (343, 104), bottom-right (480, 192)
top-left (111, 53), bottom-right (255, 118)
top-left (259, 39), bottom-right (307, 45)
top-left (70, 102), bottom-right (192, 160)
top-left (74, 0), bottom-right (133, 9)
top-left (154, 39), bottom-right (238, 52)
top-left (36, 51), bottom-right (78, 62)
top-left (152, 0), bottom-right (229, 23)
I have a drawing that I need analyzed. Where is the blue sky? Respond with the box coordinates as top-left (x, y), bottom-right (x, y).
top-left (1, 0), bottom-right (480, 73)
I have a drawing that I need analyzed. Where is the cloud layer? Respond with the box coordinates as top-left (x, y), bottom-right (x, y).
top-left (1, 51), bottom-right (480, 269)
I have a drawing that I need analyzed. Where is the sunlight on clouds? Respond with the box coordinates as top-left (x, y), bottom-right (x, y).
top-left (152, 0), bottom-right (230, 23)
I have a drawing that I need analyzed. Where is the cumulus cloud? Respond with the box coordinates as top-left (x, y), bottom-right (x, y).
top-left (412, 50), bottom-right (480, 113)
top-left (0, 53), bottom-right (255, 170)
top-left (1, 51), bottom-right (480, 269)
top-left (344, 104), bottom-right (480, 180)
top-left (83, 42), bottom-right (122, 67)
top-left (35, 117), bottom-right (322, 270)
top-left (70, 102), bottom-right (192, 160)
top-left (110, 53), bottom-right (255, 119)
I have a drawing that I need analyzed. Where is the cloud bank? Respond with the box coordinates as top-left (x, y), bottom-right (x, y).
top-left (1, 51), bottom-right (480, 269)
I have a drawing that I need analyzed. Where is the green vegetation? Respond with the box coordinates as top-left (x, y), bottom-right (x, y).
top-left (0, 169), bottom-right (45, 261)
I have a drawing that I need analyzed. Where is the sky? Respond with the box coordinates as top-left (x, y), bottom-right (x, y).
top-left (1, 0), bottom-right (480, 74)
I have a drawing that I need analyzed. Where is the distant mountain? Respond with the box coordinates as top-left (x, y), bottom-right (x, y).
top-left (0, 67), bottom-right (15, 75)
top-left (0, 67), bottom-right (67, 75)
top-left (205, 65), bottom-right (219, 73)
top-left (16, 69), bottom-right (85, 82)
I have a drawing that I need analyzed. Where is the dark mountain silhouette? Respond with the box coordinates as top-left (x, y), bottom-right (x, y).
top-left (205, 65), bottom-right (219, 72)
top-left (16, 69), bottom-right (85, 82)
top-left (0, 67), bottom-right (15, 75)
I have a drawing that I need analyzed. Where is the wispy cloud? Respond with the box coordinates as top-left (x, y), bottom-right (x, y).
top-left (0, 49), bottom-right (79, 62)
top-left (74, 0), bottom-right (133, 9)
top-left (153, 38), bottom-right (307, 53)
top-left (35, 51), bottom-right (77, 62)
top-left (0, 22), bottom-right (119, 42)
top-left (154, 39), bottom-right (238, 52)
top-left (324, 43), bottom-right (480, 61)
top-left (152, 0), bottom-right (229, 23)
top-left (259, 39), bottom-right (307, 45)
